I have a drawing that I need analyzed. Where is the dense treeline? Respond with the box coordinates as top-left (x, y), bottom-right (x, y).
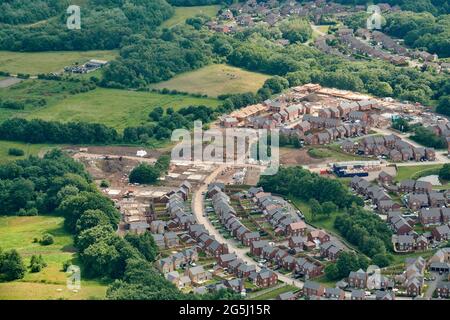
top-left (335, 206), bottom-right (393, 258)
top-left (384, 11), bottom-right (450, 57)
top-left (0, 0), bottom-right (174, 51)
top-left (258, 166), bottom-right (363, 209)
top-left (0, 102), bottom-right (221, 146)
top-left (0, 118), bottom-right (119, 144)
top-left (324, 251), bottom-right (370, 281)
top-left (0, 0), bottom-right (68, 25)
top-left (410, 126), bottom-right (447, 149)
top-left (102, 27), bottom-right (215, 87)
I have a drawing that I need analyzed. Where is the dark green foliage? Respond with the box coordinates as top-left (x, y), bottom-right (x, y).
top-left (410, 126), bottom-right (447, 149)
top-left (439, 164), bottom-right (450, 181)
top-left (57, 191), bottom-right (120, 233)
top-left (0, 0), bottom-right (174, 51)
top-left (0, 0), bottom-right (68, 25)
top-left (384, 11), bottom-right (450, 57)
top-left (0, 149), bottom-right (92, 215)
top-left (0, 99), bottom-right (25, 110)
top-left (325, 251), bottom-right (370, 281)
top-left (436, 95), bottom-right (450, 117)
top-left (39, 233), bottom-right (54, 246)
top-left (75, 209), bottom-right (111, 235)
top-left (102, 27), bottom-right (213, 87)
top-left (100, 180), bottom-right (110, 188)
top-left (391, 117), bottom-right (411, 132)
top-left (334, 206), bottom-right (392, 258)
top-left (259, 166), bottom-right (362, 209)
top-left (0, 118), bottom-right (119, 144)
top-left (0, 249), bottom-right (26, 281)
top-left (124, 232), bottom-right (158, 262)
top-left (372, 253), bottom-right (393, 268)
top-left (8, 148), bottom-right (25, 157)
top-left (129, 163), bottom-right (161, 185)
top-left (29, 254), bottom-right (47, 273)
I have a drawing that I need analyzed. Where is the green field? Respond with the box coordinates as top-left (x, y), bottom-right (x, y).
top-left (150, 64), bottom-right (270, 98)
top-left (27, 88), bottom-right (220, 131)
top-left (162, 5), bottom-right (220, 28)
top-left (0, 216), bottom-right (107, 300)
top-left (0, 140), bottom-right (56, 163)
top-left (0, 50), bottom-right (118, 75)
top-left (0, 80), bottom-right (220, 131)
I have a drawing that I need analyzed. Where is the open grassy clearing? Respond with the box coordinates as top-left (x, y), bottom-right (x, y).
top-left (162, 5), bottom-right (220, 28)
top-left (0, 50), bottom-right (118, 75)
top-left (0, 80), bottom-right (220, 131)
top-left (0, 140), bottom-right (57, 163)
top-left (150, 64), bottom-right (270, 98)
top-left (27, 88), bottom-right (220, 131)
top-left (0, 216), bottom-right (107, 300)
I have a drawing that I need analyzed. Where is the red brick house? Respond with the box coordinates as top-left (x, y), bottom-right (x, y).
top-left (256, 269), bottom-right (278, 288)
top-left (303, 280), bottom-right (325, 297)
top-left (286, 221), bottom-right (307, 236)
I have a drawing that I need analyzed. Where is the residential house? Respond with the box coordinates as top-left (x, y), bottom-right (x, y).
top-left (419, 208), bottom-right (442, 226)
top-left (432, 225), bottom-right (450, 242)
top-left (324, 287), bottom-right (345, 300)
top-left (242, 232), bottom-right (261, 246)
top-left (256, 269), bottom-right (278, 288)
top-left (250, 240), bottom-right (269, 257)
top-left (286, 221), bottom-right (307, 236)
top-left (303, 280), bottom-right (325, 298)
top-left (348, 269), bottom-right (367, 289)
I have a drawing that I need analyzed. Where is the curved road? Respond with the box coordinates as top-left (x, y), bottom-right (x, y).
top-left (191, 164), bottom-right (304, 289)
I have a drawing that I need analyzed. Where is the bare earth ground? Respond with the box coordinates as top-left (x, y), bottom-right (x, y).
top-left (280, 147), bottom-right (325, 166)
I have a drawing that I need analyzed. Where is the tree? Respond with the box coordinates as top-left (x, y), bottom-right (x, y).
top-left (149, 107), bottom-right (164, 121)
top-left (280, 18), bottom-right (312, 43)
top-left (0, 249), bottom-right (26, 281)
top-left (372, 253), bottom-right (392, 268)
top-left (322, 201), bottom-right (337, 217)
top-left (57, 191), bottom-right (119, 233)
top-left (129, 164), bottom-right (161, 185)
top-left (29, 255), bottom-right (47, 273)
top-left (39, 233), bottom-right (54, 246)
top-left (325, 263), bottom-right (340, 280)
top-left (439, 164), bottom-right (450, 181)
top-left (75, 209), bottom-right (111, 234)
top-left (436, 95), bottom-right (450, 116)
top-left (125, 232), bottom-right (158, 262)
top-left (309, 199), bottom-right (323, 220)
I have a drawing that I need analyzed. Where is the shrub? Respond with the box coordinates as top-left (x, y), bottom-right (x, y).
top-left (29, 255), bottom-right (47, 273)
top-left (8, 148), bottom-right (25, 157)
top-left (39, 233), bottom-right (54, 246)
